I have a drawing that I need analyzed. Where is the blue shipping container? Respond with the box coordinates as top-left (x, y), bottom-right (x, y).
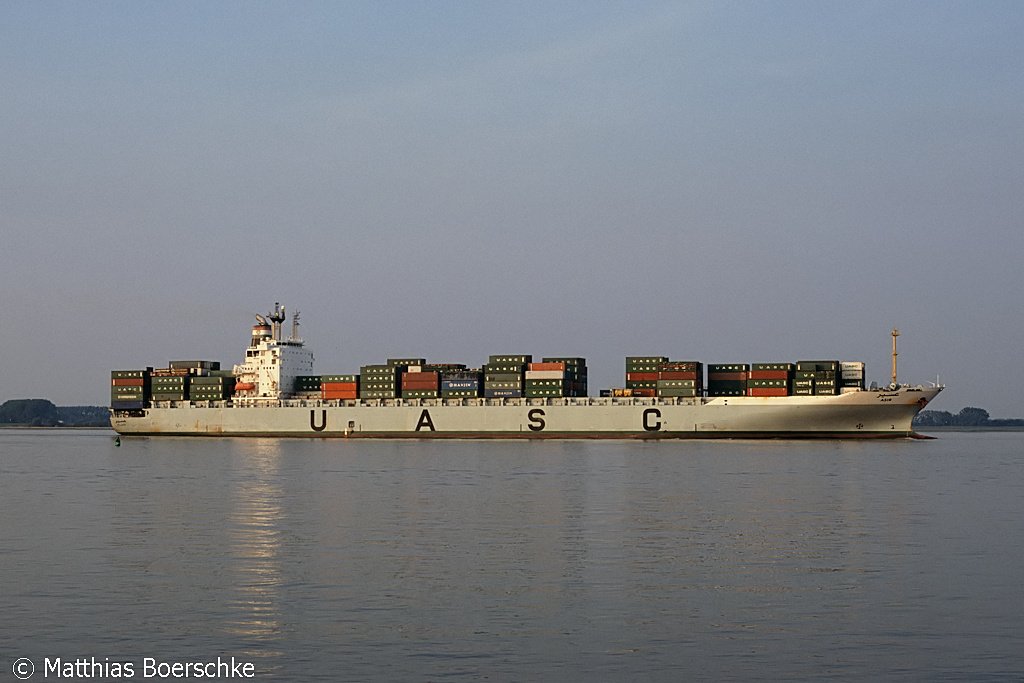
top-left (484, 389), bottom-right (523, 398)
top-left (442, 379), bottom-right (481, 389)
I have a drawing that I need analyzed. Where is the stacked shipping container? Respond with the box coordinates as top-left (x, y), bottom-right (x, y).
top-left (840, 361), bottom-right (865, 391)
top-left (360, 364), bottom-right (398, 399)
top-left (294, 375), bottom-right (323, 397)
top-left (484, 355), bottom-right (530, 398)
top-left (524, 358), bottom-right (588, 398)
top-left (110, 370), bottom-right (150, 410)
top-left (625, 357), bottom-right (667, 397)
top-left (441, 370), bottom-right (482, 398)
top-left (189, 375), bottom-right (237, 401)
top-left (401, 367), bottom-right (440, 399)
top-left (794, 361), bottom-right (840, 396)
top-left (322, 374), bottom-right (359, 400)
top-left (707, 364), bottom-right (749, 397)
top-left (150, 372), bottom-right (189, 401)
top-left (657, 361), bottom-right (703, 398)
top-left (112, 350), bottom-right (870, 409)
top-left (747, 363), bottom-right (794, 397)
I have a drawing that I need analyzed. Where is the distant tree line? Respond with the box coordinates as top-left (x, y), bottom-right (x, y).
top-left (0, 399), bottom-right (109, 427)
top-left (914, 407), bottom-right (1024, 428)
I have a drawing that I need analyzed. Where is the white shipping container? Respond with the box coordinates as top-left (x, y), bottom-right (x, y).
top-left (841, 370), bottom-right (865, 379)
top-left (525, 370), bottom-right (565, 380)
top-left (406, 366), bottom-right (422, 373)
top-left (840, 361), bottom-right (865, 371)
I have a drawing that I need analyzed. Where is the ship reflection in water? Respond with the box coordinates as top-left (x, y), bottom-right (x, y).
top-left (2, 432), bottom-right (1022, 680)
top-left (225, 439), bottom-right (285, 668)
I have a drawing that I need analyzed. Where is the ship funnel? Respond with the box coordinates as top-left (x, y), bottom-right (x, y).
top-left (252, 320), bottom-right (272, 343)
top-left (268, 302), bottom-right (287, 341)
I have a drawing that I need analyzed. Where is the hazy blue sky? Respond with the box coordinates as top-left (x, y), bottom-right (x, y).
top-left (2, 1), bottom-right (1022, 416)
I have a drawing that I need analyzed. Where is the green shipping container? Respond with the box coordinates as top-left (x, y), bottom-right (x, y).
top-left (751, 363), bottom-right (795, 372)
top-left (483, 363), bottom-right (525, 374)
top-left (656, 379), bottom-right (697, 388)
top-left (111, 369), bottom-right (151, 379)
top-left (657, 388), bottom-right (700, 397)
top-left (525, 379), bottom-right (567, 389)
top-left (360, 390), bottom-right (398, 399)
top-left (322, 374), bottom-right (359, 383)
top-left (488, 355), bottom-right (532, 364)
top-left (361, 365), bottom-right (396, 376)
top-left (524, 389), bottom-right (565, 397)
top-left (484, 372), bottom-right (523, 382)
top-left (485, 381), bottom-right (522, 390)
top-left (388, 358), bottom-right (426, 367)
top-left (708, 364), bottom-right (750, 372)
top-left (402, 389), bottom-right (438, 399)
top-left (796, 361), bottom-right (840, 372)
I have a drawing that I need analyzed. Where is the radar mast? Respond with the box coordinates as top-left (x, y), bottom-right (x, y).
top-left (890, 328), bottom-right (901, 388)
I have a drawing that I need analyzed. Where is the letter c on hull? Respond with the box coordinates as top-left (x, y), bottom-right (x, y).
top-left (643, 408), bottom-right (662, 432)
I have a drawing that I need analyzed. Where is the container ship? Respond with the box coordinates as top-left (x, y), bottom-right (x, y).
top-left (109, 304), bottom-right (943, 439)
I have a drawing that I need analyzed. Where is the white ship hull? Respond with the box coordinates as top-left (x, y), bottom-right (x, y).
top-left (111, 386), bottom-right (942, 439)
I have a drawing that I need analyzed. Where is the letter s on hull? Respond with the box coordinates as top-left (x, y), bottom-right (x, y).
top-left (528, 408), bottom-right (546, 432)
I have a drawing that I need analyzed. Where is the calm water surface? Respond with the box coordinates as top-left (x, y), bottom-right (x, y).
top-left (2, 430), bottom-right (1022, 681)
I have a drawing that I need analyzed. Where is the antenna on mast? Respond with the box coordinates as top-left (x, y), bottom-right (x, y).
top-left (291, 311), bottom-right (301, 342)
top-left (890, 328), bottom-right (901, 389)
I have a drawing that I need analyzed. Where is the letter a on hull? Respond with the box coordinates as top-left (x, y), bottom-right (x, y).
top-left (415, 409), bottom-right (435, 432)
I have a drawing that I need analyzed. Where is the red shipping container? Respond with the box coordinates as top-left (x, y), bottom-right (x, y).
top-left (112, 378), bottom-right (145, 386)
top-left (402, 371), bottom-right (439, 382)
top-left (747, 388), bottom-right (789, 397)
top-left (321, 382), bottom-right (358, 392)
top-left (322, 391), bottom-right (358, 400)
top-left (626, 372), bottom-right (659, 382)
top-left (631, 388), bottom-right (657, 397)
top-left (529, 362), bottom-right (566, 371)
top-left (658, 371), bottom-right (699, 380)
top-left (402, 378), bottom-right (439, 389)
top-left (708, 372), bottom-right (749, 381)
top-left (749, 370), bottom-right (790, 380)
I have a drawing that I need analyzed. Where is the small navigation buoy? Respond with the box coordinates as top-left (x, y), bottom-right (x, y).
top-left (114, 436), bottom-right (121, 447)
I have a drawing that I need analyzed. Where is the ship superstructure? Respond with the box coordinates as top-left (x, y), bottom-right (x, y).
top-left (231, 304), bottom-right (315, 402)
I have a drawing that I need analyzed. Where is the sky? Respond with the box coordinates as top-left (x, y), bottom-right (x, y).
top-left (2, 1), bottom-right (1022, 416)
